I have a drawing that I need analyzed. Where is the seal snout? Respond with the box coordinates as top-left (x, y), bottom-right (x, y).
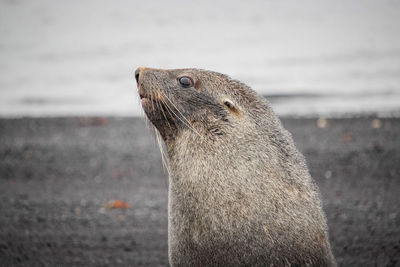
top-left (135, 69), bottom-right (140, 84)
top-left (135, 67), bottom-right (146, 85)
top-left (135, 67), bottom-right (147, 99)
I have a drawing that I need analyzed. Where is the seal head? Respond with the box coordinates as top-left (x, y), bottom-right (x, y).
top-left (135, 67), bottom-right (265, 143)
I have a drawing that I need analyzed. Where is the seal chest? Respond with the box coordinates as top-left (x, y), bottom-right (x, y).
top-left (136, 67), bottom-right (336, 266)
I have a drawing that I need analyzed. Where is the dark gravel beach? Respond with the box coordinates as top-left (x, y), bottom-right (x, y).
top-left (0, 117), bottom-right (399, 266)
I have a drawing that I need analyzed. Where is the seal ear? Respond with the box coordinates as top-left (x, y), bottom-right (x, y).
top-left (223, 98), bottom-right (240, 114)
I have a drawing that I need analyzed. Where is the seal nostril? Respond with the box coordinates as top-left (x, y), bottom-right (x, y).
top-left (135, 69), bottom-right (140, 83)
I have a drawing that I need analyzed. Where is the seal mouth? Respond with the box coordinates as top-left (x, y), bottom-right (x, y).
top-left (138, 86), bottom-right (163, 112)
top-left (138, 85), bottom-right (146, 99)
top-left (138, 83), bottom-right (162, 102)
top-left (139, 91), bottom-right (153, 108)
top-left (138, 89), bottom-right (155, 102)
top-left (139, 93), bottom-right (149, 100)
top-left (138, 87), bottom-right (155, 106)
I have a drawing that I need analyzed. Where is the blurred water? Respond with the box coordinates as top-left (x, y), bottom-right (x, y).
top-left (1, 0), bottom-right (400, 117)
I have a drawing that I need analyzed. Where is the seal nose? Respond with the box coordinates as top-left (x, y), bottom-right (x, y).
top-left (135, 68), bottom-right (140, 84)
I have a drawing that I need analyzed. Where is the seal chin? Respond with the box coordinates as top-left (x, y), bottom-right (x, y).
top-left (140, 97), bottom-right (154, 115)
top-left (141, 97), bottom-right (151, 107)
top-left (140, 97), bottom-right (166, 130)
top-left (141, 98), bottom-right (161, 124)
top-left (140, 98), bottom-right (178, 140)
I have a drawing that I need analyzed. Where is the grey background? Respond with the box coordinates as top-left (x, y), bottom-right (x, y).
top-left (1, 0), bottom-right (400, 116)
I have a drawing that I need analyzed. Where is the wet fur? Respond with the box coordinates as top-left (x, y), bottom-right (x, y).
top-left (137, 68), bottom-right (336, 266)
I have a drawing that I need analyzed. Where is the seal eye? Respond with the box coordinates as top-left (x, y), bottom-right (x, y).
top-left (224, 99), bottom-right (236, 110)
top-left (178, 76), bottom-right (194, 88)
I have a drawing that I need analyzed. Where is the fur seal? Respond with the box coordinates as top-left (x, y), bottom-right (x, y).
top-left (135, 67), bottom-right (336, 266)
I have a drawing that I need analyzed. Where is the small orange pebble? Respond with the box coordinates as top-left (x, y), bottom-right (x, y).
top-left (371, 119), bottom-right (382, 129)
top-left (317, 117), bottom-right (328, 128)
top-left (341, 132), bottom-right (355, 143)
top-left (104, 200), bottom-right (131, 209)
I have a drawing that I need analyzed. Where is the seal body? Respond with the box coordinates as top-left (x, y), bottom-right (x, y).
top-left (136, 67), bottom-right (336, 266)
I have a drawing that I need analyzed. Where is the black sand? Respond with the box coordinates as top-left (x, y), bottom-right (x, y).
top-left (0, 117), bottom-right (399, 266)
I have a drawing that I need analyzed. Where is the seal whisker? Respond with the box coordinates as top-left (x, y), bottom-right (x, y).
top-left (136, 91), bottom-right (146, 118)
top-left (143, 120), bottom-right (170, 183)
top-left (161, 94), bottom-right (203, 139)
top-left (159, 91), bottom-right (203, 139)
top-left (150, 91), bottom-right (156, 113)
top-left (160, 92), bottom-right (191, 125)
top-left (154, 126), bottom-right (170, 177)
top-left (159, 94), bottom-right (178, 126)
top-left (156, 91), bottom-right (173, 130)
top-left (158, 96), bottom-right (189, 130)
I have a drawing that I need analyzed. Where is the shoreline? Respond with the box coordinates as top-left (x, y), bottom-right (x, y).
top-left (0, 111), bottom-right (400, 119)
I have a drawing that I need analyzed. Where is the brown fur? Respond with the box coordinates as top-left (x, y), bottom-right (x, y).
top-left (136, 67), bottom-right (336, 266)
